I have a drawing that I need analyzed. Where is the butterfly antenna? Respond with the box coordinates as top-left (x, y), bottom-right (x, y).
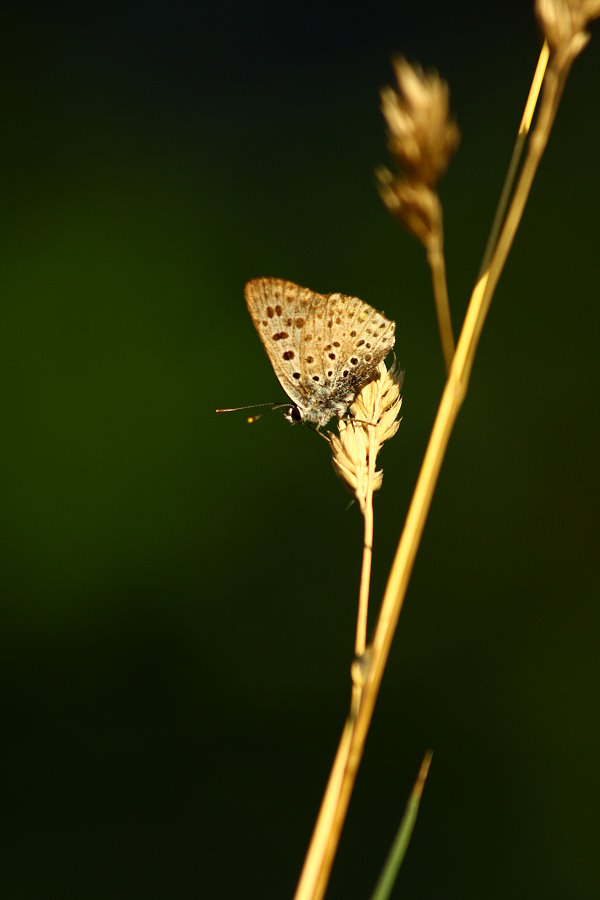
top-left (247, 404), bottom-right (291, 424)
top-left (216, 401), bottom-right (279, 414)
top-left (216, 402), bottom-right (290, 424)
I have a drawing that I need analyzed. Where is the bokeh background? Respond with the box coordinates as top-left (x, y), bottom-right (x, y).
top-left (2, 2), bottom-right (599, 897)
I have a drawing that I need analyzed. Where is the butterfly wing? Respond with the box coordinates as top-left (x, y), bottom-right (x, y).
top-left (244, 278), bottom-right (323, 412)
top-left (322, 292), bottom-right (396, 406)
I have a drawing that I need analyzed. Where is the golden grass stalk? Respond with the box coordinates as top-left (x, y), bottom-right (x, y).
top-left (478, 42), bottom-right (550, 278)
top-left (295, 14), bottom-right (598, 897)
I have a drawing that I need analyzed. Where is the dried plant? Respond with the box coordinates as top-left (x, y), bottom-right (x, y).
top-left (294, 5), bottom-right (600, 900)
top-left (536, 0), bottom-right (600, 60)
top-left (330, 361), bottom-right (403, 514)
top-left (330, 361), bottom-right (403, 667)
top-left (377, 58), bottom-right (459, 374)
top-left (379, 57), bottom-right (459, 193)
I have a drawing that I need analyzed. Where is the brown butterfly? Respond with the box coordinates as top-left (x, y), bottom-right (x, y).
top-left (241, 277), bottom-right (396, 428)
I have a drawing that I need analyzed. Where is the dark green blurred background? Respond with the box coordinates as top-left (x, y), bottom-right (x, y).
top-left (1, 2), bottom-right (599, 897)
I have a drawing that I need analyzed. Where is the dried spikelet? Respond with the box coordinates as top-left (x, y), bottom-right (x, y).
top-left (535, 0), bottom-right (600, 61)
top-left (376, 170), bottom-right (442, 245)
top-left (378, 58), bottom-right (459, 243)
top-left (330, 361), bottom-right (403, 513)
top-left (381, 58), bottom-right (460, 188)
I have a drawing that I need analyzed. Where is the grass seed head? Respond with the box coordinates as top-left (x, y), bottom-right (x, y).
top-left (330, 361), bottom-right (403, 513)
top-left (535, 0), bottom-right (600, 61)
top-left (381, 58), bottom-right (460, 189)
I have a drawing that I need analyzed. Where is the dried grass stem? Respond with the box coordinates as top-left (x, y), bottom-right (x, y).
top-left (355, 427), bottom-right (375, 659)
top-left (330, 362), bottom-right (403, 664)
top-left (426, 230), bottom-right (454, 372)
top-left (295, 36), bottom-right (578, 900)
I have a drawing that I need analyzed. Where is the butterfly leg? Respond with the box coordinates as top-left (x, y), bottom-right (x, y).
top-left (307, 424), bottom-right (332, 443)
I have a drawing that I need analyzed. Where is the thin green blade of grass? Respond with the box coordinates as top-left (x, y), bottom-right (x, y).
top-left (370, 750), bottom-right (433, 900)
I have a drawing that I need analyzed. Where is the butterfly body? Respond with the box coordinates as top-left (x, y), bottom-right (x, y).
top-left (245, 278), bottom-right (396, 428)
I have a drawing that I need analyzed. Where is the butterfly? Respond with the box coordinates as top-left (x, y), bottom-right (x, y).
top-left (243, 277), bottom-right (396, 428)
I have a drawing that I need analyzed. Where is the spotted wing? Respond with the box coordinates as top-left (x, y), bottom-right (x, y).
top-left (244, 278), bottom-right (321, 411)
top-left (317, 291), bottom-right (396, 407)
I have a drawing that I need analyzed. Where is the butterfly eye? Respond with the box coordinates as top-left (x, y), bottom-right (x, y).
top-left (284, 405), bottom-right (302, 424)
